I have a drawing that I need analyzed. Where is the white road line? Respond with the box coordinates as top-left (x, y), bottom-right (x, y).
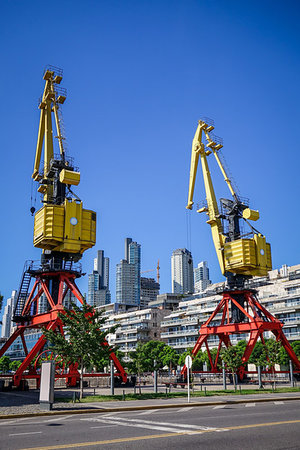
top-left (0, 416), bottom-right (40, 426)
top-left (213, 405), bottom-right (226, 409)
top-left (9, 431), bottom-right (42, 437)
top-left (101, 412), bottom-right (123, 417)
top-left (90, 425), bottom-right (120, 429)
top-left (177, 407), bottom-right (194, 413)
top-left (44, 414), bottom-right (74, 422)
top-left (138, 409), bottom-right (160, 415)
top-left (85, 418), bottom-right (197, 434)
top-left (0, 420), bottom-right (18, 426)
top-left (274, 401), bottom-right (284, 405)
top-left (245, 403), bottom-right (256, 407)
top-left (82, 416), bottom-right (225, 433)
top-left (110, 417), bottom-right (220, 431)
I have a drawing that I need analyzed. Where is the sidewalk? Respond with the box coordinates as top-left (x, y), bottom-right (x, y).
top-left (1, 386), bottom-right (300, 419)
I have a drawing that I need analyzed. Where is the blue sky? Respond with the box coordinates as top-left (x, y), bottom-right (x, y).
top-left (0, 0), bottom-right (299, 308)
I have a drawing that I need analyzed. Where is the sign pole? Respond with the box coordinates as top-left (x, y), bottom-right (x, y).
top-left (187, 364), bottom-right (190, 403)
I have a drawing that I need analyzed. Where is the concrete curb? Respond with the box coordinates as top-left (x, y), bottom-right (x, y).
top-left (0, 395), bottom-right (300, 420)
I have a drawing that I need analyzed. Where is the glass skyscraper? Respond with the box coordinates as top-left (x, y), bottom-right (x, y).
top-left (116, 237), bottom-right (141, 306)
top-left (88, 250), bottom-right (111, 307)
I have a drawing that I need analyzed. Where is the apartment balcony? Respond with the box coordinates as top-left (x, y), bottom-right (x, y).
top-left (282, 331), bottom-right (300, 340)
top-left (170, 341), bottom-right (197, 349)
top-left (115, 336), bottom-right (136, 343)
top-left (118, 317), bottom-right (150, 326)
top-left (121, 325), bottom-right (149, 334)
top-left (115, 333), bottom-right (148, 344)
top-left (161, 329), bottom-right (198, 338)
top-left (117, 346), bottom-right (137, 352)
top-left (161, 317), bottom-right (198, 327)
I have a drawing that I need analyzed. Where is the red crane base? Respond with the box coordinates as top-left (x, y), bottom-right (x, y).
top-left (181, 289), bottom-right (300, 379)
top-left (0, 269), bottom-right (127, 388)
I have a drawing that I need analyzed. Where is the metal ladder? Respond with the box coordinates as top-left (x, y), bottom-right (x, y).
top-left (13, 267), bottom-right (33, 320)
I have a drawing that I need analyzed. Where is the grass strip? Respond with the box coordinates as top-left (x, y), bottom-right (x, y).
top-left (55, 386), bottom-right (300, 403)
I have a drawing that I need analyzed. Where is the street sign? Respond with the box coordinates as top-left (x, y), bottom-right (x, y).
top-left (185, 355), bottom-right (192, 369)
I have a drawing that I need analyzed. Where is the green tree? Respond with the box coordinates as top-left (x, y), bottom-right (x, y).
top-left (235, 340), bottom-right (247, 355)
top-left (9, 360), bottom-right (22, 372)
top-left (265, 338), bottom-right (281, 389)
top-left (137, 340), bottom-right (167, 372)
top-left (127, 342), bottom-right (145, 375)
top-left (292, 341), bottom-right (300, 358)
top-left (178, 348), bottom-right (193, 367)
top-left (0, 356), bottom-right (11, 373)
top-left (201, 347), bottom-right (221, 370)
top-left (178, 348), bottom-right (205, 371)
top-left (249, 341), bottom-right (266, 366)
top-left (159, 345), bottom-right (179, 373)
top-left (43, 300), bottom-right (116, 399)
top-left (127, 341), bottom-right (179, 374)
top-left (250, 341), bottom-right (268, 369)
top-left (279, 341), bottom-right (300, 366)
top-left (221, 345), bottom-right (244, 390)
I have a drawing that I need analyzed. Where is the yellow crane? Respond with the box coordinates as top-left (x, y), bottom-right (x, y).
top-left (180, 119), bottom-right (300, 381)
top-left (141, 260), bottom-right (160, 284)
top-left (187, 118), bottom-right (271, 288)
top-left (32, 66), bottom-right (96, 264)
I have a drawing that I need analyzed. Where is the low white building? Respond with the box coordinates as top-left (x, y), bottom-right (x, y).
top-left (99, 305), bottom-right (171, 362)
top-left (160, 264), bottom-right (300, 352)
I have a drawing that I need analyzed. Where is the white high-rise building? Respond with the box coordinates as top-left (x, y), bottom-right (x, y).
top-left (194, 261), bottom-right (211, 293)
top-left (171, 248), bottom-right (194, 294)
top-left (1, 290), bottom-right (17, 338)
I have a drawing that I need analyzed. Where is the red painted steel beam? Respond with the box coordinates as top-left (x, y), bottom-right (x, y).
top-left (0, 328), bottom-right (23, 358)
top-left (13, 319), bottom-right (60, 386)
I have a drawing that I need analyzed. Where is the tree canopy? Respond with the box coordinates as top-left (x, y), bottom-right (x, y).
top-left (43, 300), bottom-right (115, 398)
top-left (127, 340), bottom-right (179, 373)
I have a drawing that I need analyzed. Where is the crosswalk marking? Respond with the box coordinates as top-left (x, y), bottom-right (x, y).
top-left (81, 415), bottom-right (226, 435)
top-left (177, 407), bottom-right (194, 413)
top-left (138, 409), bottom-right (160, 415)
top-left (274, 401), bottom-right (284, 405)
top-left (245, 403), bottom-right (256, 407)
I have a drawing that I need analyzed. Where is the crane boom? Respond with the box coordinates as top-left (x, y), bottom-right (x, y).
top-left (32, 66), bottom-right (96, 264)
top-left (187, 121), bottom-right (226, 273)
top-left (186, 119), bottom-right (272, 286)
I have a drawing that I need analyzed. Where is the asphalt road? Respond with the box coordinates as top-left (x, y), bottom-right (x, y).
top-left (0, 400), bottom-right (299, 450)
